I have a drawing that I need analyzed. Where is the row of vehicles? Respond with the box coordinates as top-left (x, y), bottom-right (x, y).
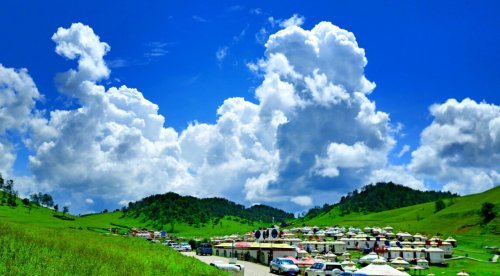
top-left (270, 258), bottom-right (354, 276)
top-left (161, 241), bottom-right (192, 252)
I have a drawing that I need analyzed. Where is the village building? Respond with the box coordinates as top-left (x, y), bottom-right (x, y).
top-left (426, 246), bottom-right (445, 264)
top-left (214, 242), bottom-right (296, 264)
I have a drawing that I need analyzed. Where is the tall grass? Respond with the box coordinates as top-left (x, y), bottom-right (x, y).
top-left (0, 221), bottom-right (225, 275)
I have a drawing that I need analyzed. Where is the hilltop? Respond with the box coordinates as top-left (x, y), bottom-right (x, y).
top-left (124, 192), bottom-right (294, 229)
top-left (298, 185), bottom-right (499, 237)
top-left (304, 182), bottom-right (457, 218)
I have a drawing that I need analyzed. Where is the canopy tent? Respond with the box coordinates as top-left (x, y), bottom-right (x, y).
top-left (355, 262), bottom-right (410, 276)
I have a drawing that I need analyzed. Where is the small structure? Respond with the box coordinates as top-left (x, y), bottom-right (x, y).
top-left (359, 252), bottom-right (386, 265)
top-left (356, 259), bottom-right (410, 276)
top-left (402, 247), bottom-right (414, 262)
top-left (426, 246), bottom-right (445, 264)
top-left (383, 226), bottom-right (394, 232)
top-left (390, 257), bottom-right (409, 270)
top-left (389, 247), bottom-right (402, 259)
top-left (341, 259), bottom-right (358, 272)
top-left (445, 236), bottom-right (457, 247)
top-left (324, 252), bottom-right (337, 261)
top-left (341, 237), bottom-right (358, 249)
top-left (414, 247), bottom-right (426, 259)
top-left (332, 240), bottom-right (347, 254)
top-left (214, 242), bottom-right (296, 264)
top-left (416, 257), bottom-right (429, 268)
top-left (439, 242), bottom-right (453, 257)
top-left (296, 249), bottom-right (308, 259)
top-left (457, 270), bottom-right (469, 276)
top-left (342, 251), bottom-right (351, 261)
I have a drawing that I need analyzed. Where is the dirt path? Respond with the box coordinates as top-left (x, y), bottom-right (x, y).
top-left (182, 252), bottom-right (274, 276)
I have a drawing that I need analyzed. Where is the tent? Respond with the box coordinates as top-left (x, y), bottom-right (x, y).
top-left (355, 259), bottom-right (410, 276)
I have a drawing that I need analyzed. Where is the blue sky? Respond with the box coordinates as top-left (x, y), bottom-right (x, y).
top-left (0, 1), bottom-right (499, 213)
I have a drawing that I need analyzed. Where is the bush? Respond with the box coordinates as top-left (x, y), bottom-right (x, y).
top-left (480, 202), bottom-right (496, 224)
top-left (435, 199), bottom-right (446, 213)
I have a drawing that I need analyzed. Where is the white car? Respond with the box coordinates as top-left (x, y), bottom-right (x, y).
top-left (210, 262), bottom-right (244, 276)
top-left (269, 258), bottom-right (299, 275)
top-left (179, 242), bottom-right (192, 252)
top-left (304, 262), bottom-right (344, 276)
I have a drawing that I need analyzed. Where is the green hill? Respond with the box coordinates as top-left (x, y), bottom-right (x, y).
top-left (299, 185), bottom-right (499, 236)
top-left (124, 191), bottom-right (293, 229)
top-left (0, 194), bottom-right (225, 275)
top-left (304, 182), bottom-right (457, 218)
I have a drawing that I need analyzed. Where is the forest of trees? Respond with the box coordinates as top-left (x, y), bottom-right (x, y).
top-left (124, 192), bottom-right (294, 227)
top-left (304, 182), bottom-right (457, 218)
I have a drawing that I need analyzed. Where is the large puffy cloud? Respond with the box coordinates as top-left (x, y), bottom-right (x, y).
top-left (243, 22), bottom-right (396, 208)
top-left (23, 21), bottom-right (402, 213)
top-left (0, 64), bottom-right (41, 174)
top-left (409, 98), bottom-right (500, 194)
top-left (28, 24), bottom-right (193, 212)
top-left (5, 20), bottom-right (497, 214)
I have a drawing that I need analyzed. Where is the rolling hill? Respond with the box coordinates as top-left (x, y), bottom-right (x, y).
top-left (304, 182), bottom-right (457, 218)
top-left (0, 194), bottom-right (226, 275)
top-left (125, 192), bottom-right (294, 227)
top-left (298, 185), bottom-right (499, 236)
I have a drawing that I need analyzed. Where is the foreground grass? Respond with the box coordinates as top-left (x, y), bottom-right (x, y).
top-left (0, 221), bottom-right (225, 275)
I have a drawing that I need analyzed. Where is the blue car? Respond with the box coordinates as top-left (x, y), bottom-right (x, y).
top-left (196, 243), bottom-right (213, 255)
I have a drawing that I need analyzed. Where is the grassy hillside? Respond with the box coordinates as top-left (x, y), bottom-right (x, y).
top-left (0, 197), bottom-right (226, 275)
top-left (0, 194), bottom-right (265, 238)
top-left (124, 191), bottom-right (293, 229)
top-left (299, 186), bottom-right (499, 236)
top-left (304, 182), bottom-right (456, 218)
top-left (0, 221), bottom-right (224, 275)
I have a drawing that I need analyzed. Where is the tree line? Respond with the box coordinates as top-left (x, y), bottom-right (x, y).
top-left (304, 182), bottom-right (457, 218)
top-left (124, 192), bottom-right (294, 228)
top-left (0, 173), bottom-right (69, 215)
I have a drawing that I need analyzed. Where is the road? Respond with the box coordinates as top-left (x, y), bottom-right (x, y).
top-left (182, 252), bottom-right (274, 276)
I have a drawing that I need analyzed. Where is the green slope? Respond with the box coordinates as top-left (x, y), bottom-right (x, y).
top-left (0, 197), bottom-right (226, 275)
top-left (0, 195), bottom-right (265, 238)
top-left (299, 186), bottom-right (499, 236)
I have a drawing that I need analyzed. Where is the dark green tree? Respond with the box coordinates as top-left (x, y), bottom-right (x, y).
top-left (480, 202), bottom-right (496, 224)
top-left (22, 198), bottom-right (30, 206)
top-left (54, 204), bottom-right (59, 213)
top-left (435, 199), bottom-right (446, 213)
top-left (62, 206), bottom-right (69, 216)
top-left (30, 193), bottom-right (40, 205)
top-left (40, 193), bottom-right (54, 207)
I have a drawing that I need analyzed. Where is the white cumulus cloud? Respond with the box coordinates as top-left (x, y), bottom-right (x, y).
top-left (5, 21), bottom-right (496, 214)
top-left (409, 98), bottom-right (500, 194)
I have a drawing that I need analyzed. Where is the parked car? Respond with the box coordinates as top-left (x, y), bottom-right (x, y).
top-left (179, 242), bottom-right (192, 252)
top-left (304, 262), bottom-right (344, 276)
top-left (168, 243), bottom-right (183, 251)
top-left (196, 243), bottom-right (213, 255)
top-left (210, 261), bottom-right (244, 276)
top-left (269, 258), bottom-right (299, 275)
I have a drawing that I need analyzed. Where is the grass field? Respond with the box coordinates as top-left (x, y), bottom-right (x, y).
top-left (0, 195), bottom-right (266, 239)
top-left (0, 196), bottom-right (227, 275)
top-left (0, 221), bottom-right (225, 275)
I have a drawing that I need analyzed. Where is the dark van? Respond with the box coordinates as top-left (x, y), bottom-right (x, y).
top-left (196, 243), bottom-right (213, 255)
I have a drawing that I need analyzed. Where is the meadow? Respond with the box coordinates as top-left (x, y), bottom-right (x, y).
top-left (0, 197), bottom-right (226, 276)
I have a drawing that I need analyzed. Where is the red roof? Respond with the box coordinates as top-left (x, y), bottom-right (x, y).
top-left (285, 256), bottom-right (315, 266)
